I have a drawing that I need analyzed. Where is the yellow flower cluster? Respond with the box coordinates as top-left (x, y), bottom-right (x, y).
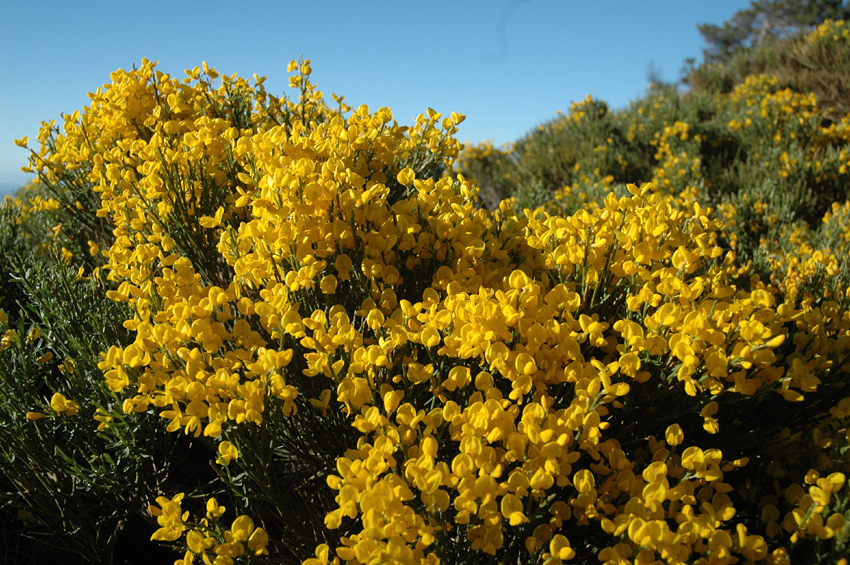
top-left (758, 202), bottom-right (850, 305)
top-left (566, 95), bottom-right (609, 124)
top-left (21, 57), bottom-right (850, 564)
top-left (806, 18), bottom-right (850, 45)
top-left (537, 60), bottom-right (850, 222)
top-left (148, 494), bottom-right (269, 565)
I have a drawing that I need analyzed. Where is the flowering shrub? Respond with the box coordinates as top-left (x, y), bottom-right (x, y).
top-left (778, 19), bottom-right (850, 118)
top-left (2, 39), bottom-right (850, 565)
top-left (450, 139), bottom-right (514, 207)
top-left (462, 21), bottom-right (850, 313)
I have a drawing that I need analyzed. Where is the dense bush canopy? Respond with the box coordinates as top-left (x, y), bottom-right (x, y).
top-left (2, 20), bottom-right (850, 565)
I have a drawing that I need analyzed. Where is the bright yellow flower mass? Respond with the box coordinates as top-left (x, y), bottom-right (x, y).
top-left (8, 29), bottom-right (850, 563)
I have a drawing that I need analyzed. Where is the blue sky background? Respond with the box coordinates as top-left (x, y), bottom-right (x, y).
top-left (0, 0), bottom-right (753, 195)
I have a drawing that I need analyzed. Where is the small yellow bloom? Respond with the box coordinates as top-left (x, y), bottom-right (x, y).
top-left (397, 167), bottom-right (415, 186)
top-left (549, 534), bottom-right (575, 560)
top-left (50, 392), bottom-right (80, 416)
top-left (765, 334), bottom-right (786, 348)
top-left (1, 329), bottom-right (16, 350)
top-left (319, 274), bottom-right (337, 294)
top-left (186, 529), bottom-right (213, 553)
top-left (217, 441), bottom-right (239, 465)
top-left (36, 352), bottom-right (54, 363)
top-left (500, 493), bottom-right (527, 525)
top-left (247, 527), bottom-right (269, 556)
top-left (334, 254), bottom-right (353, 281)
top-left (665, 423), bottom-right (684, 446)
top-left (50, 393), bottom-right (68, 413)
top-left (206, 497), bottom-right (226, 520)
top-left (229, 514), bottom-right (254, 542)
top-left (303, 544), bottom-right (330, 565)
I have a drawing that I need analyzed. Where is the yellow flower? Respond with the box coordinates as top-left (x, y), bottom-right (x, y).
top-left (228, 514), bottom-right (254, 542)
top-left (186, 529), bottom-right (213, 553)
top-left (1, 329), bottom-right (16, 350)
top-left (303, 544), bottom-right (330, 565)
top-left (149, 493), bottom-right (188, 542)
top-left (217, 441), bottom-right (238, 465)
top-left (500, 493), bottom-right (527, 526)
top-left (206, 497), bottom-right (225, 520)
top-left (548, 534), bottom-right (575, 561)
top-left (247, 527), bottom-right (269, 556)
top-left (320, 274), bottom-right (338, 293)
top-left (665, 423), bottom-right (684, 446)
top-left (397, 167), bottom-right (415, 186)
top-left (49, 392), bottom-right (80, 416)
top-left (36, 351), bottom-right (53, 363)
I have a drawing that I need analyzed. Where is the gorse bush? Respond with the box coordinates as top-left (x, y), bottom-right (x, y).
top-left (775, 18), bottom-right (850, 117)
top-left (460, 20), bottom-right (850, 311)
top-left (2, 29), bottom-right (850, 565)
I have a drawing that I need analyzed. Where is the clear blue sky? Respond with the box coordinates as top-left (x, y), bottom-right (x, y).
top-left (0, 0), bottom-right (753, 195)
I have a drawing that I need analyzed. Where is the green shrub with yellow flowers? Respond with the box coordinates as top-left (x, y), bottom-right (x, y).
top-left (2, 21), bottom-right (850, 565)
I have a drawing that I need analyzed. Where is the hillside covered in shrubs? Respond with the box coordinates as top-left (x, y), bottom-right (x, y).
top-left (2, 7), bottom-right (850, 565)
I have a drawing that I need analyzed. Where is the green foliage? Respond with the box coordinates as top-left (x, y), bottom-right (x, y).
top-left (685, 1), bottom-right (850, 112)
top-left (452, 140), bottom-right (515, 205)
top-left (696, 0), bottom-right (850, 65)
top-left (775, 19), bottom-right (850, 116)
top-left (683, 41), bottom-right (780, 95)
top-left (0, 242), bottom-right (183, 563)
